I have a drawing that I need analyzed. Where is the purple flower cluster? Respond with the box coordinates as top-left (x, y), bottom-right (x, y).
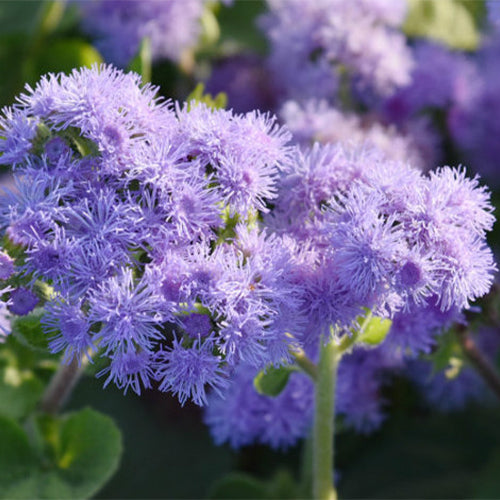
top-left (280, 99), bottom-right (440, 170)
top-left (0, 64), bottom-right (496, 450)
top-left (0, 65), bottom-right (300, 404)
top-left (259, 0), bottom-right (413, 102)
top-left (206, 143), bottom-right (496, 448)
top-left (447, 33), bottom-right (500, 184)
top-left (78, 0), bottom-right (224, 67)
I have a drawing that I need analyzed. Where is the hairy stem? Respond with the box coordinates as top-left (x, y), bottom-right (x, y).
top-left (291, 347), bottom-right (318, 381)
top-left (313, 338), bottom-right (339, 500)
top-left (39, 356), bottom-right (88, 414)
top-left (456, 326), bottom-right (500, 401)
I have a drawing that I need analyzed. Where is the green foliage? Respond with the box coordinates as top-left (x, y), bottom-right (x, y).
top-left (0, 1), bottom-right (41, 36)
top-left (128, 37), bottom-right (152, 83)
top-left (11, 309), bottom-right (49, 353)
top-left (33, 39), bottom-right (103, 78)
top-left (358, 316), bottom-right (392, 346)
top-left (429, 328), bottom-right (463, 374)
top-left (216, 0), bottom-right (267, 54)
top-left (404, 0), bottom-right (481, 50)
top-left (208, 472), bottom-right (268, 499)
top-left (208, 470), bottom-right (300, 499)
top-left (253, 364), bottom-right (296, 397)
top-left (187, 82), bottom-right (227, 110)
top-left (0, 415), bottom-right (38, 498)
top-left (0, 367), bottom-right (43, 420)
top-left (0, 409), bottom-right (122, 499)
top-left (337, 408), bottom-right (500, 499)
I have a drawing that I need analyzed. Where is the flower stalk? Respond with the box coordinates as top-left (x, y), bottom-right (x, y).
top-left (313, 337), bottom-right (340, 500)
top-left (39, 356), bottom-right (89, 414)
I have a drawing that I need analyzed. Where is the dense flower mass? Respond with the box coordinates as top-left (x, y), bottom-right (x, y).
top-left (78, 0), bottom-right (226, 66)
top-left (0, 65), bottom-right (298, 403)
top-left (260, 0), bottom-right (413, 101)
top-left (0, 64), bottom-right (496, 449)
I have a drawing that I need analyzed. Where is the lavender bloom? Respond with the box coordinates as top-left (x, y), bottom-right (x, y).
top-left (42, 299), bottom-right (95, 363)
top-left (380, 41), bottom-right (471, 124)
top-left (0, 60), bottom-right (497, 427)
top-left (8, 288), bottom-right (39, 316)
top-left (204, 344), bottom-right (400, 447)
top-left (78, 0), bottom-right (214, 67)
top-left (0, 252), bottom-right (15, 280)
top-left (408, 327), bottom-right (500, 412)
top-left (448, 36), bottom-right (500, 184)
top-left (204, 363), bottom-right (314, 449)
top-left (0, 300), bottom-right (11, 342)
top-left (156, 334), bottom-right (229, 406)
top-left (0, 65), bottom-right (297, 402)
top-left (384, 302), bottom-right (461, 357)
top-left (0, 108), bottom-right (39, 167)
top-left (260, 0), bottom-right (413, 101)
top-left (336, 347), bottom-right (398, 433)
top-left (487, 1), bottom-right (500, 30)
top-left (281, 99), bottom-right (440, 170)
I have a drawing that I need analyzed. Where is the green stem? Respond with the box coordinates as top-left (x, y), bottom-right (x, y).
top-left (337, 310), bottom-right (373, 354)
top-left (39, 355), bottom-right (88, 414)
top-left (291, 347), bottom-right (318, 381)
top-left (313, 338), bottom-right (339, 500)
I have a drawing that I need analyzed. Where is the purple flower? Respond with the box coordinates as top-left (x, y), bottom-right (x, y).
top-left (88, 269), bottom-right (166, 354)
top-left (0, 108), bottom-right (39, 167)
top-left (79, 0), bottom-right (212, 67)
top-left (260, 0), bottom-right (413, 100)
top-left (204, 363), bottom-right (314, 449)
top-left (0, 252), bottom-right (15, 280)
top-left (43, 299), bottom-right (95, 363)
top-left (156, 334), bottom-right (229, 406)
top-left (9, 288), bottom-right (39, 316)
top-left (100, 348), bottom-right (155, 395)
top-left (281, 99), bottom-right (440, 170)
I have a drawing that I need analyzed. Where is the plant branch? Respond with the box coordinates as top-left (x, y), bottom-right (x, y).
top-left (313, 338), bottom-right (339, 500)
top-left (456, 326), bottom-right (500, 401)
top-left (39, 355), bottom-right (89, 414)
top-left (291, 347), bottom-right (318, 381)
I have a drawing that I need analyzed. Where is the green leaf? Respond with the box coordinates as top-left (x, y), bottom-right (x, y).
top-left (217, 0), bottom-right (267, 54)
top-left (475, 448), bottom-right (500, 498)
top-left (199, 5), bottom-right (221, 47)
top-left (0, 409), bottom-right (122, 499)
top-left (208, 472), bottom-right (268, 499)
top-left (358, 316), bottom-right (392, 346)
top-left (33, 39), bottom-right (103, 78)
top-left (42, 408), bottom-right (122, 498)
top-left (128, 37), bottom-right (152, 83)
top-left (11, 308), bottom-right (49, 353)
top-left (0, 415), bottom-right (38, 498)
top-left (187, 83), bottom-right (227, 111)
top-left (253, 365), bottom-right (295, 397)
top-left (429, 328), bottom-right (462, 373)
top-left (265, 469), bottom-right (301, 499)
top-left (403, 0), bottom-right (480, 50)
top-left (0, 367), bottom-right (43, 419)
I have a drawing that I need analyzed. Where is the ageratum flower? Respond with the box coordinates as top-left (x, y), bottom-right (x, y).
top-left (0, 65), bottom-right (298, 403)
top-left (260, 0), bottom-right (413, 101)
top-left (78, 0), bottom-right (228, 67)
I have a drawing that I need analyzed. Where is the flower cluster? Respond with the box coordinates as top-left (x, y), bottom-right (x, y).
top-left (259, 0), bottom-right (413, 102)
top-left (206, 140), bottom-right (496, 448)
top-left (78, 0), bottom-right (228, 67)
top-left (0, 65), bottom-right (300, 404)
top-left (0, 64), bottom-right (496, 450)
top-left (280, 99), bottom-right (440, 170)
